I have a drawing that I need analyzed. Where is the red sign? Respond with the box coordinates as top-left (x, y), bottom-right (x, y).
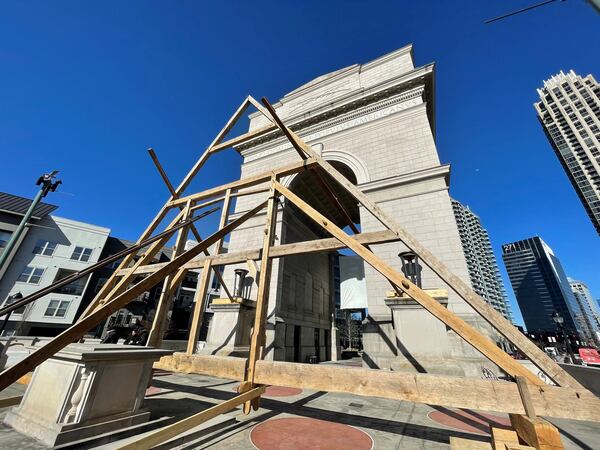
top-left (579, 348), bottom-right (600, 365)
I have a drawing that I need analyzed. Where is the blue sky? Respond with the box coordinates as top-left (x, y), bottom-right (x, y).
top-left (1, 1), bottom-right (598, 327)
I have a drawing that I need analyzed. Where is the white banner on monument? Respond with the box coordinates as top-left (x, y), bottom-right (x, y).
top-left (339, 255), bottom-right (368, 310)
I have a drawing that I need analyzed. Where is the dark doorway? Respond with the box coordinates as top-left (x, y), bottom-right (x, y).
top-left (294, 325), bottom-right (301, 362)
top-left (314, 328), bottom-right (320, 362)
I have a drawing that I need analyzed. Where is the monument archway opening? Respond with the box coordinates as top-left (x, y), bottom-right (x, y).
top-left (277, 160), bottom-right (364, 363)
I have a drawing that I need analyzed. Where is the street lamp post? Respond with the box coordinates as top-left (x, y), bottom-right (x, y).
top-left (0, 171), bottom-right (61, 280)
top-left (552, 311), bottom-right (577, 364)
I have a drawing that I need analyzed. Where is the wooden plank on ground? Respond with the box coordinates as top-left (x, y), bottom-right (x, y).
top-left (154, 353), bottom-right (246, 380)
top-left (115, 386), bottom-right (266, 450)
top-left (509, 414), bottom-right (565, 450)
top-left (153, 354), bottom-right (600, 423)
top-left (490, 427), bottom-right (519, 450)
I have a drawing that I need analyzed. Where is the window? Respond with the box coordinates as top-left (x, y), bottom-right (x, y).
top-left (3, 294), bottom-right (25, 314)
top-left (17, 266), bottom-right (44, 284)
top-left (95, 277), bottom-right (108, 293)
top-left (44, 300), bottom-right (70, 318)
top-left (0, 230), bottom-right (12, 249)
top-left (71, 246), bottom-right (93, 262)
top-left (110, 258), bottom-right (124, 270)
top-left (52, 269), bottom-right (89, 296)
top-left (33, 240), bottom-right (57, 256)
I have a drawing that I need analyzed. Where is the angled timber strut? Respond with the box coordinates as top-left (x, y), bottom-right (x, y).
top-left (1, 94), bottom-right (598, 450)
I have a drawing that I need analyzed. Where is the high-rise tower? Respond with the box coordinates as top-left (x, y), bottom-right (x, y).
top-left (568, 278), bottom-right (600, 344)
top-left (535, 70), bottom-right (600, 234)
top-left (451, 199), bottom-right (511, 320)
top-left (502, 236), bottom-right (582, 335)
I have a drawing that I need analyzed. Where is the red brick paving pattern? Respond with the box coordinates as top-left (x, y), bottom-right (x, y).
top-left (251, 417), bottom-right (373, 450)
top-left (428, 408), bottom-right (510, 435)
top-left (145, 386), bottom-right (163, 396)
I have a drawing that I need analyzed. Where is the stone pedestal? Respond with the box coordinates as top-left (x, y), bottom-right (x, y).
top-left (4, 343), bottom-right (172, 446)
top-left (384, 289), bottom-right (465, 376)
top-left (201, 298), bottom-right (256, 357)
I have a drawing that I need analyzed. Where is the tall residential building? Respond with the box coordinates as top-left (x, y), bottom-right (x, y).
top-left (451, 199), bottom-right (511, 320)
top-left (534, 70), bottom-right (600, 234)
top-left (568, 278), bottom-right (600, 344)
top-left (0, 193), bottom-right (110, 336)
top-left (502, 236), bottom-right (582, 335)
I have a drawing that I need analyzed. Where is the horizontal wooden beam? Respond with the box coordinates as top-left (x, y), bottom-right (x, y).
top-left (155, 354), bottom-right (600, 423)
top-left (168, 158), bottom-right (317, 208)
top-left (118, 230), bottom-right (399, 276)
top-left (116, 386), bottom-right (266, 450)
top-left (209, 123), bottom-right (278, 153)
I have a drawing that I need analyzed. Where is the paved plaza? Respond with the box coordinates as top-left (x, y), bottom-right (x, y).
top-left (1, 361), bottom-right (599, 449)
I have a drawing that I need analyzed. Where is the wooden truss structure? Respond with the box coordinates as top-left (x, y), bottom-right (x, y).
top-left (1, 95), bottom-right (599, 449)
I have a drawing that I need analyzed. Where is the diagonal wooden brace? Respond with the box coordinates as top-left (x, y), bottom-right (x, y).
top-left (274, 180), bottom-right (543, 385)
top-left (0, 200), bottom-right (267, 391)
top-left (260, 97), bottom-right (583, 390)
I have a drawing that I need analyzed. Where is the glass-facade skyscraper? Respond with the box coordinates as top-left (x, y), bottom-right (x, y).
top-left (568, 278), bottom-right (600, 344)
top-left (535, 70), bottom-right (600, 234)
top-left (451, 199), bottom-right (512, 320)
top-left (502, 236), bottom-right (582, 335)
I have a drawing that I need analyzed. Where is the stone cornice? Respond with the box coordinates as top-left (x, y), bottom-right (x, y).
top-left (240, 86), bottom-right (428, 163)
top-left (358, 164), bottom-right (451, 192)
top-left (246, 62), bottom-right (434, 128)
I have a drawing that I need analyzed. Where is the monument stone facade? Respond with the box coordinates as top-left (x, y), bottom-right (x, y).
top-left (202, 45), bottom-right (496, 377)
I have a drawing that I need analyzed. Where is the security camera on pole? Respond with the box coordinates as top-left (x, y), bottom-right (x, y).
top-left (0, 171), bottom-right (62, 281)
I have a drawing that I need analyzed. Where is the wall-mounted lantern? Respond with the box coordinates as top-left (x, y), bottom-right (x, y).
top-left (234, 268), bottom-right (249, 299)
top-left (398, 251), bottom-right (422, 288)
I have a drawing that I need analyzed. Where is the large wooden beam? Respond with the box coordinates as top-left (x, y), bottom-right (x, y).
top-left (168, 158), bottom-right (317, 208)
top-left (0, 201), bottom-right (267, 392)
top-left (118, 230), bottom-right (399, 276)
top-left (85, 208), bottom-right (190, 318)
top-left (209, 122), bottom-right (277, 153)
top-left (147, 200), bottom-right (193, 347)
top-left (116, 386), bottom-right (266, 450)
top-left (148, 148), bottom-right (234, 301)
top-left (274, 180), bottom-right (543, 385)
top-left (154, 354), bottom-right (600, 423)
top-left (261, 97), bottom-right (583, 391)
top-left (155, 353), bottom-right (246, 380)
top-left (243, 175), bottom-right (278, 413)
top-left (186, 262), bottom-right (213, 354)
top-left (509, 414), bottom-right (565, 450)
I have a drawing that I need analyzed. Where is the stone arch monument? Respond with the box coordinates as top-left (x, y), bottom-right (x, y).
top-left (202, 45), bottom-right (495, 377)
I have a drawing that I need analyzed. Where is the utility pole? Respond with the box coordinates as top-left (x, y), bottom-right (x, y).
top-left (0, 171), bottom-right (62, 281)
